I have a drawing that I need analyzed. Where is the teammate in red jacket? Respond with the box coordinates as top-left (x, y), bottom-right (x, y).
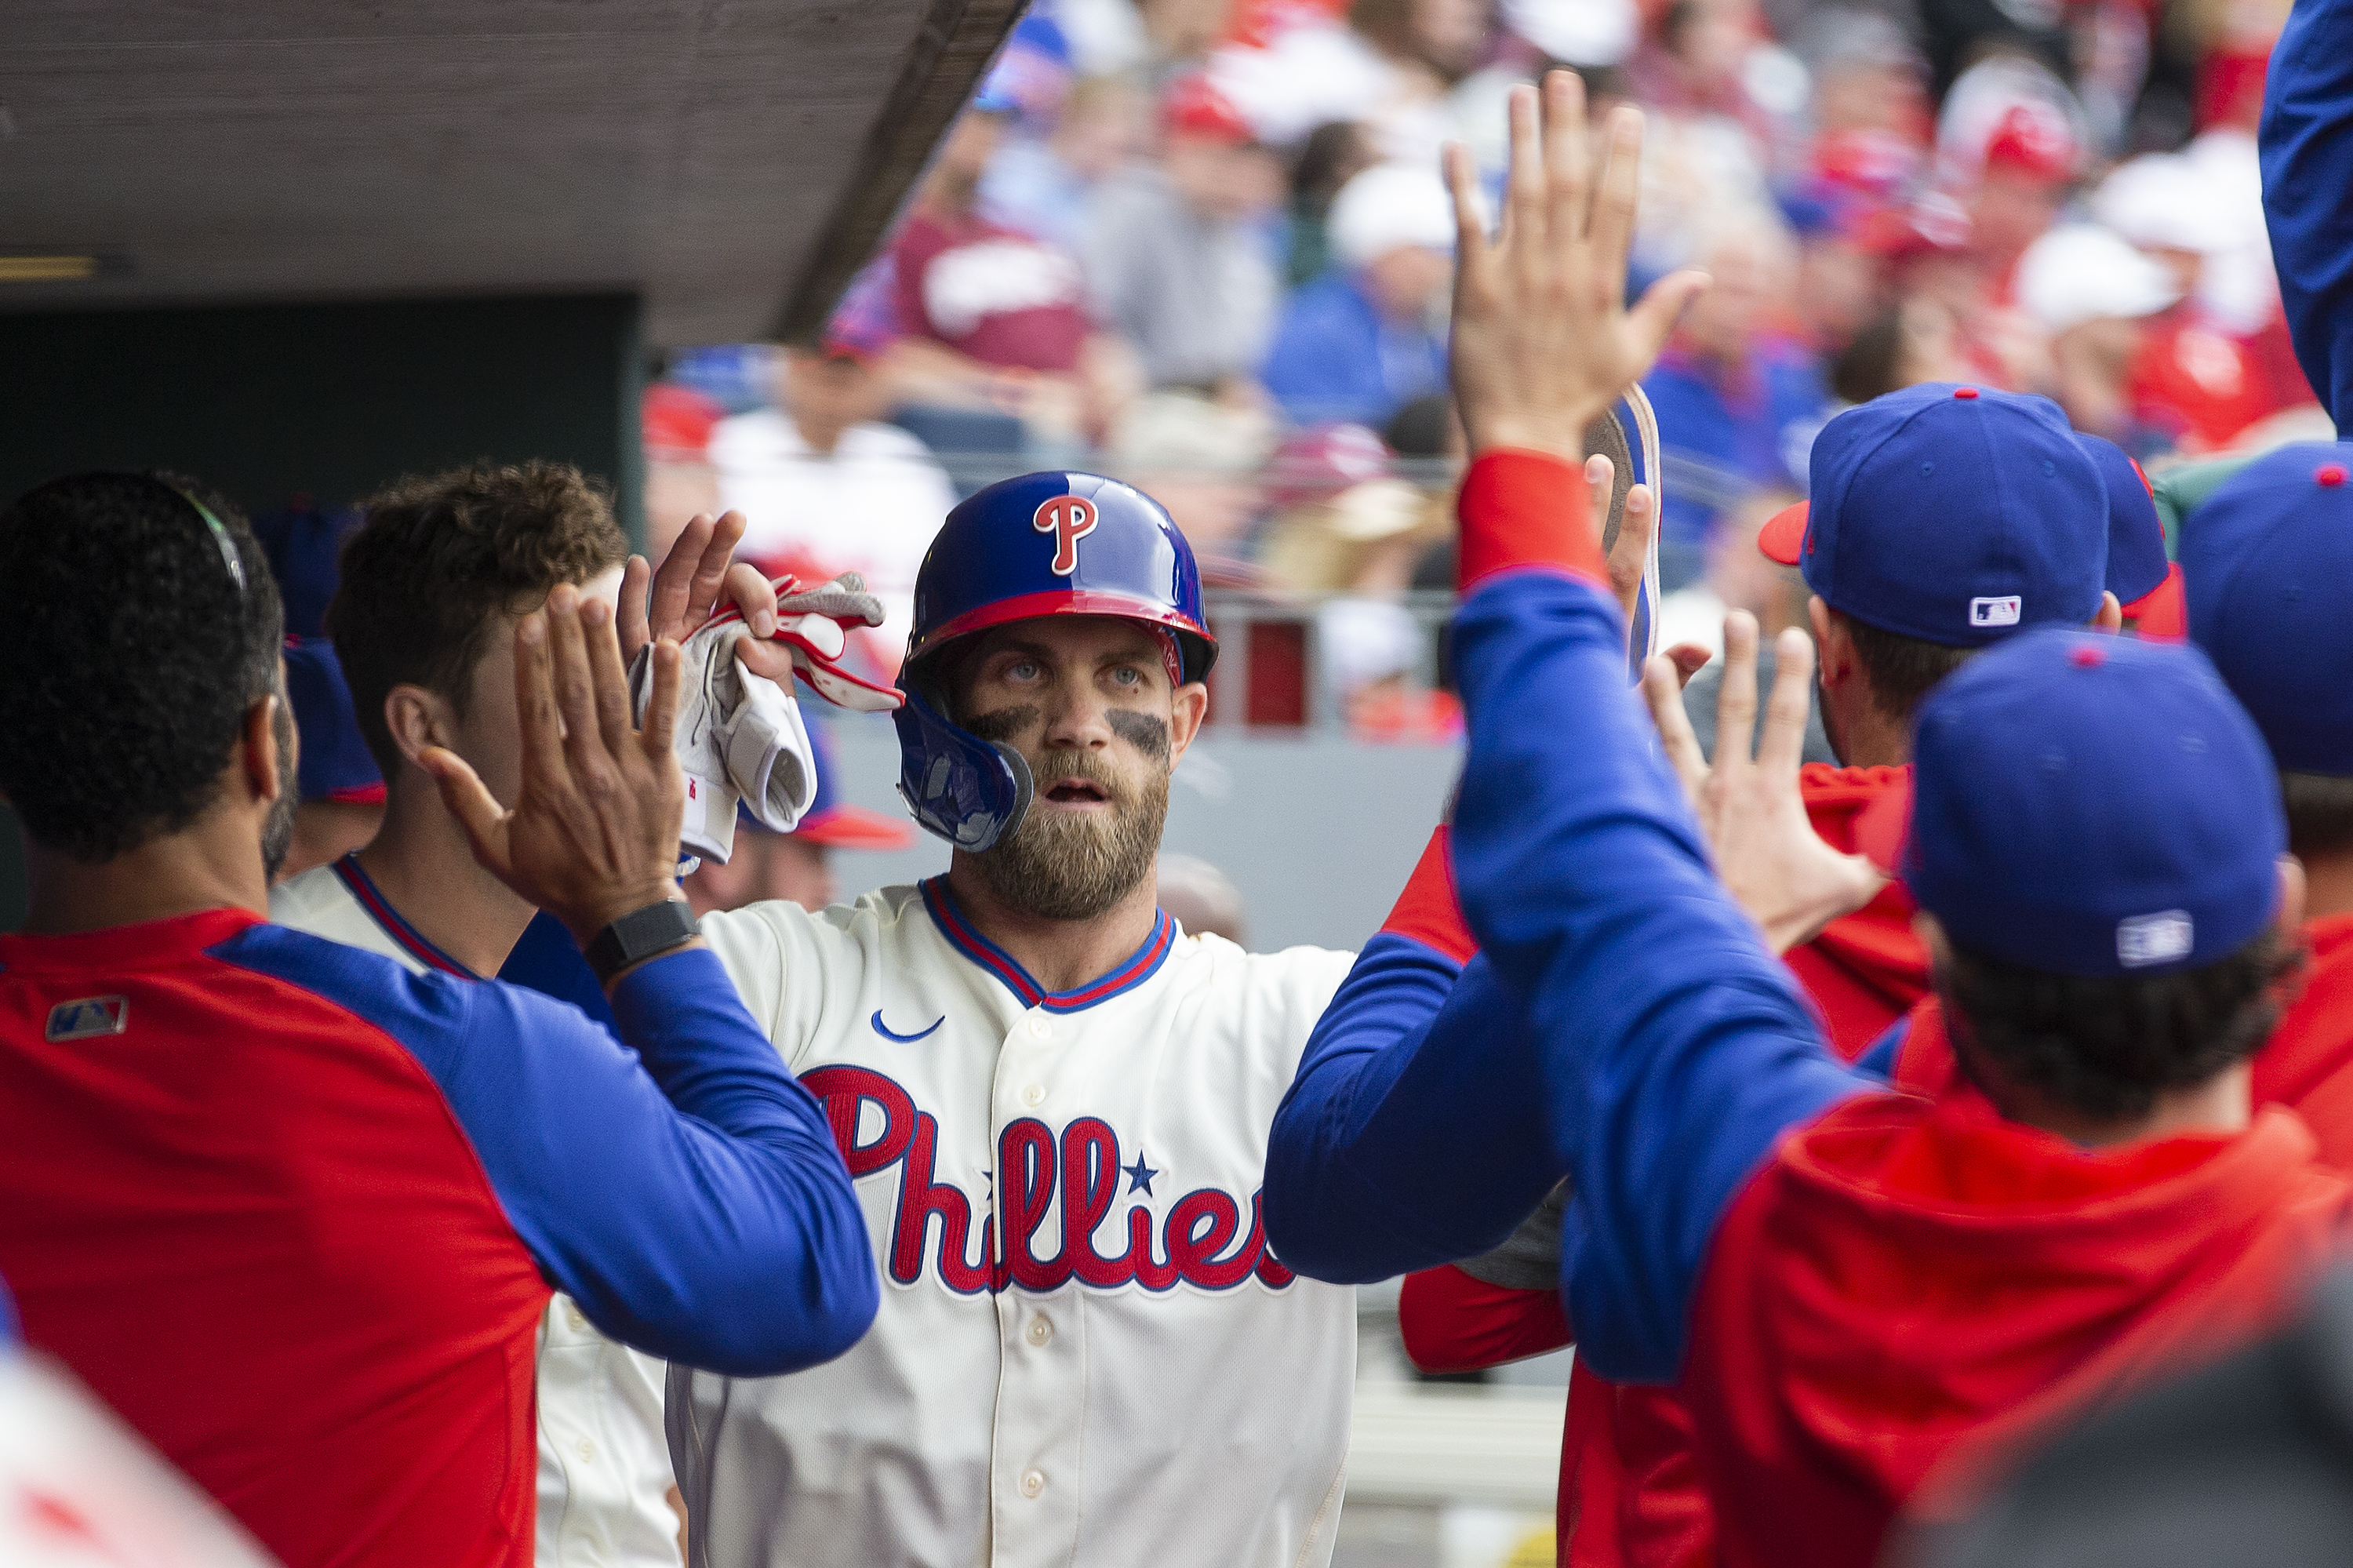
top-left (0, 474), bottom-right (876, 1566)
top-left (1872, 442), bottom-right (2353, 1161)
top-left (1755, 427), bottom-right (2165, 1055)
top-left (1265, 78), bottom-right (2349, 1568)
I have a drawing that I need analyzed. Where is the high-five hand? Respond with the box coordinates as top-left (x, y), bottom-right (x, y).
top-left (619, 509), bottom-right (796, 684)
top-left (1642, 613), bottom-right (1885, 953)
top-left (1446, 73), bottom-right (1710, 463)
top-left (420, 585), bottom-right (692, 948)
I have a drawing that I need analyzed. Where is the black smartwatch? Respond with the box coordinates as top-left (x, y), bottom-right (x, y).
top-left (584, 898), bottom-right (700, 984)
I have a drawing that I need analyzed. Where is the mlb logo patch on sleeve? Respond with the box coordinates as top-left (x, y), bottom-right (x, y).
top-left (45, 996), bottom-right (129, 1042)
top-left (1969, 595), bottom-right (2023, 628)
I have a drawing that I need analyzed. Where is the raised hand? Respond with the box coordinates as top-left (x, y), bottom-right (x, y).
top-left (1446, 73), bottom-right (1710, 464)
top-left (1642, 612), bottom-right (1885, 953)
top-left (421, 584), bottom-right (690, 947)
top-left (619, 509), bottom-right (795, 684)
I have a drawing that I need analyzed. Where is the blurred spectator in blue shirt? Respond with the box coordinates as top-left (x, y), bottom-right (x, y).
top-left (982, 75), bottom-right (1150, 253)
top-left (1641, 213), bottom-right (1831, 591)
top-left (1261, 162), bottom-right (1460, 426)
top-left (1083, 75), bottom-right (1286, 395)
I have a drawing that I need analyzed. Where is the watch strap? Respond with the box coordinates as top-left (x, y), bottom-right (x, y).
top-left (584, 898), bottom-right (700, 984)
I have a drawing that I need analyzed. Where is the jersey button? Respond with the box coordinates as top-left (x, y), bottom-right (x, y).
top-left (1021, 1083), bottom-right (1046, 1108)
top-left (1019, 1468), bottom-right (1046, 1498)
top-left (576, 1439), bottom-right (596, 1464)
top-left (1026, 1314), bottom-right (1053, 1346)
top-left (564, 1302), bottom-right (589, 1333)
top-left (1026, 1015), bottom-right (1053, 1040)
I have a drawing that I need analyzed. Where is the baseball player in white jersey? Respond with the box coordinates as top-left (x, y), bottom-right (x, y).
top-left (268, 465), bottom-right (854, 1568)
top-left (659, 472), bottom-right (1358, 1567)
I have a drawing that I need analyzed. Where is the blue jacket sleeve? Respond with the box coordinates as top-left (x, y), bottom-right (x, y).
top-left (231, 930), bottom-right (877, 1376)
top-left (2262, 0), bottom-right (2353, 427)
top-left (1448, 567), bottom-right (1864, 1384)
top-left (1265, 937), bottom-right (1562, 1282)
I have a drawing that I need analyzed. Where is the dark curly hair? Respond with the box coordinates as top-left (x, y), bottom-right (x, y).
top-left (1943, 930), bottom-right (2301, 1122)
top-left (0, 471), bottom-right (285, 862)
top-left (331, 461), bottom-right (627, 778)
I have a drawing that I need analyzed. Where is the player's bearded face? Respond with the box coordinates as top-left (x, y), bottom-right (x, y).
top-left (965, 708), bottom-right (1171, 922)
top-left (260, 685), bottom-right (298, 883)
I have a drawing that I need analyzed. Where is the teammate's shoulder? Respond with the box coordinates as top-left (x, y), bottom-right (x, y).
top-left (214, 918), bottom-right (475, 1033)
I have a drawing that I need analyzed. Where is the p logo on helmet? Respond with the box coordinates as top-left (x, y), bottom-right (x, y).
top-left (1034, 495), bottom-right (1098, 575)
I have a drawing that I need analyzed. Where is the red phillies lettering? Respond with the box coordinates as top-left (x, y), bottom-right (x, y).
top-left (1033, 494), bottom-right (1097, 575)
top-left (801, 1067), bottom-right (1293, 1294)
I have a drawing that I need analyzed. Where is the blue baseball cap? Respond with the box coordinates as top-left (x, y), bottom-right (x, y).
top-left (1758, 383), bottom-right (2108, 645)
top-left (2078, 433), bottom-right (2170, 604)
top-left (282, 635), bottom-right (386, 805)
top-left (2184, 442), bottom-right (2353, 776)
top-left (1905, 629), bottom-right (2282, 977)
top-left (251, 500), bottom-right (363, 640)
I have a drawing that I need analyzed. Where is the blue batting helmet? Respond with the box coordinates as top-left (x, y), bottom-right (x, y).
top-left (893, 471), bottom-right (1217, 850)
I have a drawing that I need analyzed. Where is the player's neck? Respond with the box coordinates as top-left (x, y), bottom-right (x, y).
top-left (1827, 697), bottom-right (1910, 770)
top-left (2301, 850), bottom-right (2353, 922)
top-left (354, 777), bottom-right (537, 977)
top-left (21, 811), bottom-right (270, 935)
top-left (944, 858), bottom-right (1163, 995)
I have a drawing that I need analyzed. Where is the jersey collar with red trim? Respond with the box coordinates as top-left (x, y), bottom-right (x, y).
top-left (331, 853), bottom-right (480, 980)
top-left (918, 876), bottom-right (1175, 1013)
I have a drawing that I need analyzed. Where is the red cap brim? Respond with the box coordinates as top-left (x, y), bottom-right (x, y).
top-left (1758, 500), bottom-right (1810, 566)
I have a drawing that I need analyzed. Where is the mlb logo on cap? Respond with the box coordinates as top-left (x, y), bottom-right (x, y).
top-left (2117, 910), bottom-right (2194, 968)
top-left (1756, 384), bottom-right (2108, 646)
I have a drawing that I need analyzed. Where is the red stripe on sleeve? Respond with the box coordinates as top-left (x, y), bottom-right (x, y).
top-left (1380, 826), bottom-right (1478, 966)
top-left (1456, 449), bottom-right (1609, 592)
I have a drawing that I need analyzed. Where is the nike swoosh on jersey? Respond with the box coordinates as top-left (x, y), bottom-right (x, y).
top-left (871, 1010), bottom-right (946, 1043)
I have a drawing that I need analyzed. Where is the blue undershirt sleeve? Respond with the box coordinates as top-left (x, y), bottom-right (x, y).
top-left (1447, 568), bottom-right (1864, 1384)
top-left (1265, 937), bottom-right (1562, 1282)
top-left (2261, 0), bottom-right (2353, 428)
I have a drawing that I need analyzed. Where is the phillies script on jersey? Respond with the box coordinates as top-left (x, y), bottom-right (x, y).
top-left (669, 878), bottom-right (1356, 1568)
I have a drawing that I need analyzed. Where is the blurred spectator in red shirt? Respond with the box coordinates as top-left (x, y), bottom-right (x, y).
top-left (1082, 76), bottom-right (1286, 395)
top-left (887, 87), bottom-right (1134, 443)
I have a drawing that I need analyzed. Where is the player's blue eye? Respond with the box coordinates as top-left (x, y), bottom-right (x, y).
top-left (1007, 660), bottom-right (1039, 681)
top-left (1110, 666), bottom-right (1141, 686)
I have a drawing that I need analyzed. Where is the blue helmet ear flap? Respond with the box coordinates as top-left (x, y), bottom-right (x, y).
top-left (893, 685), bottom-right (1035, 851)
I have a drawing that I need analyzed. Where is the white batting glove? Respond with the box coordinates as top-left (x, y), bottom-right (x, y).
top-left (631, 621), bottom-right (817, 866)
top-left (710, 573), bottom-right (905, 713)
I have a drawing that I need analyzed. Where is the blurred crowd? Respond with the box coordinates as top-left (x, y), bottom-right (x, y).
top-left (643, 0), bottom-right (2318, 730)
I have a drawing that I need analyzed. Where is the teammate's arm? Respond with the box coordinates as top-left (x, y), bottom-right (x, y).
top-left (413, 583), bottom-right (876, 1373)
top-left (2261, 0), bottom-right (2353, 429)
top-left (1264, 829), bottom-right (1562, 1282)
top-left (1440, 77), bottom-right (1862, 1384)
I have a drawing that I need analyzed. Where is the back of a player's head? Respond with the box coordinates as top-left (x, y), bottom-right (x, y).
top-left (1906, 631), bottom-right (2289, 1120)
top-left (2184, 442), bottom-right (2353, 863)
top-left (1758, 386), bottom-right (2160, 725)
top-left (332, 460), bottom-right (627, 777)
top-left (0, 472), bottom-right (285, 861)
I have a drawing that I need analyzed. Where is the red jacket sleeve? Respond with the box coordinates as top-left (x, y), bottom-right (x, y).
top-left (1398, 1263), bottom-right (1573, 1373)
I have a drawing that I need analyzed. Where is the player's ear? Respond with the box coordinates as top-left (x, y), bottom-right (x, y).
top-left (2089, 591), bottom-right (2124, 634)
top-left (1809, 598), bottom-right (1856, 689)
top-left (1167, 682), bottom-right (1210, 766)
top-left (240, 692), bottom-right (289, 806)
top-left (2275, 857), bottom-right (2308, 942)
top-left (383, 685), bottom-right (457, 770)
